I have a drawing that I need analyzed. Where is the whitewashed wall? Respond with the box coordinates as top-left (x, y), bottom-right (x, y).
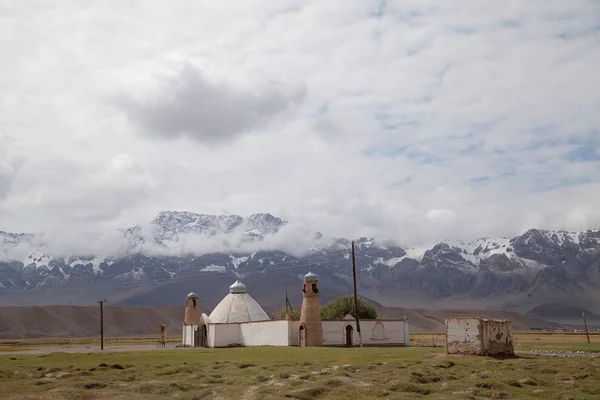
top-left (182, 324), bottom-right (196, 347)
top-left (446, 318), bottom-right (514, 355)
top-left (207, 324), bottom-right (242, 348)
top-left (289, 321), bottom-right (300, 346)
top-left (322, 320), bottom-right (407, 346)
top-left (241, 321), bottom-right (291, 346)
top-left (446, 318), bottom-right (483, 354)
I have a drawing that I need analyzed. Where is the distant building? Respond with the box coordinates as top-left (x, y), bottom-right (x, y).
top-left (182, 272), bottom-right (409, 348)
top-left (446, 317), bottom-right (514, 356)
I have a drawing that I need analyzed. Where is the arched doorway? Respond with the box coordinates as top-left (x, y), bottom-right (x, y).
top-left (345, 325), bottom-right (354, 347)
top-left (299, 324), bottom-right (306, 347)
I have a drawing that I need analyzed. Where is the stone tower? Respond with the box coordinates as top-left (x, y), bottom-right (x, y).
top-left (184, 292), bottom-right (200, 325)
top-left (299, 271), bottom-right (323, 347)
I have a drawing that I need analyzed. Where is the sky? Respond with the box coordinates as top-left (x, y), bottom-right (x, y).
top-left (1, 0), bottom-right (600, 249)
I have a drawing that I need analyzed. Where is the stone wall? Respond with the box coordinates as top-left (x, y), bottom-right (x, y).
top-left (481, 319), bottom-right (514, 356)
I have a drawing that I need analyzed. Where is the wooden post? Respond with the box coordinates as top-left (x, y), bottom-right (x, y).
top-left (351, 241), bottom-right (363, 347)
top-left (583, 312), bottom-right (590, 344)
top-left (97, 300), bottom-right (105, 350)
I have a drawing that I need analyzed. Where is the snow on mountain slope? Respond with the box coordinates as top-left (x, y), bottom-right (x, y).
top-left (444, 237), bottom-right (514, 265)
top-left (152, 211), bottom-right (244, 241)
top-left (151, 211), bottom-right (287, 243)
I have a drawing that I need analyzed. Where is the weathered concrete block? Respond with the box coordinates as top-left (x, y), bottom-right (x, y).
top-left (446, 317), bottom-right (514, 356)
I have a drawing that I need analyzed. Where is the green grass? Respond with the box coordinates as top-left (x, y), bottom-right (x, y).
top-left (1, 345), bottom-right (600, 399)
top-left (0, 336), bottom-right (178, 348)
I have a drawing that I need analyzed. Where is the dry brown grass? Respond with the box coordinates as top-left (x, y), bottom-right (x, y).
top-left (1, 341), bottom-right (600, 399)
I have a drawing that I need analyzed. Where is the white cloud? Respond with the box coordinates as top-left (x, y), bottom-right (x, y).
top-left (1, 0), bottom-right (600, 253)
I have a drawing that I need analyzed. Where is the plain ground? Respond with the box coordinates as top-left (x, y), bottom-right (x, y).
top-left (0, 333), bottom-right (599, 399)
top-left (0, 305), bottom-right (562, 340)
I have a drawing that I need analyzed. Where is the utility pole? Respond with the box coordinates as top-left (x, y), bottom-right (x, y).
top-left (583, 312), bottom-right (590, 344)
top-left (351, 241), bottom-right (363, 347)
top-left (285, 286), bottom-right (293, 314)
top-left (98, 300), bottom-right (106, 350)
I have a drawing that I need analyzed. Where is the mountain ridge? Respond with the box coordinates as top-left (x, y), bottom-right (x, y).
top-left (1, 211), bottom-right (600, 323)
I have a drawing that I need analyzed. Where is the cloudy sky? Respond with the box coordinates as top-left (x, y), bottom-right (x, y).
top-left (1, 0), bottom-right (600, 247)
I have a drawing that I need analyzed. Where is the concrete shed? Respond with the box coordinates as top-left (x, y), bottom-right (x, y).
top-left (446, 317), bottom-right (514, 356)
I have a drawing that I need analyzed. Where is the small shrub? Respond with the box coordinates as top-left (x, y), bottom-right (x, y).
top-left (389, 381), bottom-right (432, 395)
top-left (324, 378), bottom-right (344, 387)
top-left (519, 377), bottom-right (538, 386)
top-left (169, 382), bottom-right (192, 391)
top-left (82, 382), bottom-right (108, 390)
top-left (135, 382), bottom-right (171, 395)
top-left (238, 363), bottom-right (256, 369)
top-left (541, 368), bottom-right (558, 374)
top-left (476, 381), bottom-right (498, 389)
top-left (504, 380), bottom-right (522, 388)
top-left (157, 369), bottom-right (176, 376)
top-left (255, 375), bottom-right (269, 383)
top-left (573, 374), bottom-right (589, 380)
top-left (285, 386), bottom-right (328, 399)
top-left (435, 361), bottom-right (456, 369)
top-left (279, 372), bottom-right (291, 379)
top-left (191, 390), bottom-right (215, 400)
top-left (410, 371), bottom-right (441, 384)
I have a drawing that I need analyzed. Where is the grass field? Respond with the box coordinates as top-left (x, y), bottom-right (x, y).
top-left (1, 334), bottom-right (600, 399)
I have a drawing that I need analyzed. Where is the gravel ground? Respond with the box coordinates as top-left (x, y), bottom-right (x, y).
top-left (527, 349), bottom-right (600, 358)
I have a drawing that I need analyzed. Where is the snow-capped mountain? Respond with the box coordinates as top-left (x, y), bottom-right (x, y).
top-left (147, 211), bottom-right (287, 244)
top-left (1, 212), bottom-right (600, 321)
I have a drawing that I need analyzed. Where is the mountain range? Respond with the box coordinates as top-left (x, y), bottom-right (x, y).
top-left (1, 211), bottom-right (599, 325)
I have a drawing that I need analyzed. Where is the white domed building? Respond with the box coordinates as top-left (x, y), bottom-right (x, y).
top-left (182, 274), bottom-right (410, 348)
top-left (208, 281), bottom-right (270, 324)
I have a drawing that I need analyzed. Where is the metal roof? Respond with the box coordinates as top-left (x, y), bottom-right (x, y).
top-left (186, 292), bottom-right (198, 299)
top-left (229, 280), bottom-right (247, 294)
top-left (303, 271), bottom-right (318, 281)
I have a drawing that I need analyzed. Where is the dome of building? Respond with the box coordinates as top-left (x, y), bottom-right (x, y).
top-left (304, 271), bottom-right (318, 281)
top-left (187, 292), bottom-right (198, 299)
top-left (208, 280), bottom-right (270, 323)
top-left (229, 280), bottom-right (247, 294)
